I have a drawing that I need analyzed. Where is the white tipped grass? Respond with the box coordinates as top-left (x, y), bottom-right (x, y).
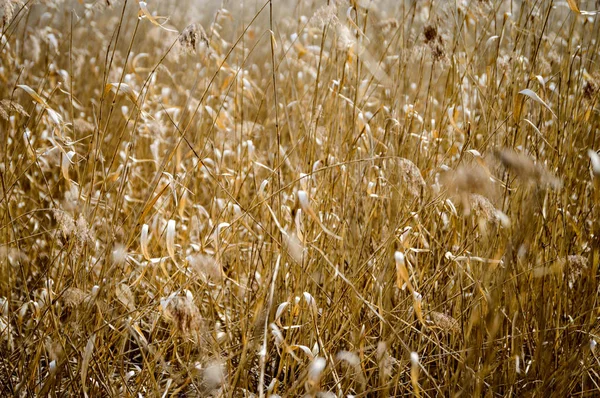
top-left (270, 323), bottom-right (284, 346)
top-left (395, 250), bottom-right (414, 293)
top-left (410, 352), bottom-right (421, 397)
top-left (274, 301), bottom-right (289, 323)
top-left (412, 291), bottom-right (425, 325)
top-left (303, 291), bottom-right (318, 313)
top-left (140, 224), bottom-right (151, 260)
top-left (0, 314), bottom-right (12, 348)
top-left (588, 149), bottom-right (600, 178)
top-left (61, 150), bottom-right (75, 183)
top-left (283, 231), bottom-right (305, 264)
top-left (166, 219), bottom-right (176, 262)
top-left (394, 250), bottom-right (405, 265)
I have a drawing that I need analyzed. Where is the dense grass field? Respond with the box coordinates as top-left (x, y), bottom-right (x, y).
top-left (1, 0), bottom-right (600, 396)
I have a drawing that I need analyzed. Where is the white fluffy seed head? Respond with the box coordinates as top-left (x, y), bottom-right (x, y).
top-left (588, 149), bottom-right (600, 177)
top-left (297, 190), bottom-right (309, 210)
top-left (205, 361), bottom-right (225, 385)
top-left (336, 350), bottom-right (360, 367)
top-left (308, 356), bottom-right (326, 383)
top-left (125, 370), bottom-right (135, 381)
top-left (394, 251), bottom-right (405, 264)
top-left (410, 352), bottom-right (419, 366)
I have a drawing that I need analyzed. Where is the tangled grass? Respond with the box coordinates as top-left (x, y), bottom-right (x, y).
top-left (1, 0), bottom-right (600, 396)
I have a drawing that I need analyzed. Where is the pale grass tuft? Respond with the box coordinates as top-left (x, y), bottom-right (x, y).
top-left (72, 118), bottom-right (95, 134)
top-left (565, 254), bottom-right (589, 288)
top-left (306, 356), bottom-right (327, 394)
top-left (429, 311), bottom-right (460, 333)
top-left (179, 23), bottom-right (208, 54)
top-left (160, 292), bottom-right (203, 337)
top-left (1, 0), bottom-right (23, 26)
top-left (0, 99), bottom-right (28, 120)
top-left (397, 158), bottom-right (426, 198)
top-left (467, 194), bottom-right (502, 225)
top-left (187, 253), bottom-right (223, 282)
top-left (61, 287), bottom-right (87, 308)
top-left (197, 361), bottom-right (226, 396)
top-left (442, 162), bottom-right (492, 196)
top-left (377, 18), bottom-right (399, 33)
top-left (496, 148), bottom-right (562, 189)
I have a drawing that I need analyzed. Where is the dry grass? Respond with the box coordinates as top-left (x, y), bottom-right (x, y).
top-left (1, 0), bottom-right (600, 396)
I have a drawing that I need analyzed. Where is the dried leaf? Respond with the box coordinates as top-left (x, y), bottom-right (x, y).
top-left (105, 83), bottom-right (139, 103)
top-left (140, 224), bottom-right (151, 260)
top-left (288, 344), bottom-right (315, 360)
top-left (17, 84), bottom-right (49, 108)
top-left (518, 89), bottom-right (556, 118)
top-left (138, 1), bottom-right (178, 33)
top-left (275, 302), bottom-right (289, 321)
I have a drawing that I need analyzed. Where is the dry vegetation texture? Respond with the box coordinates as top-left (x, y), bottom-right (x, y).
top-left (2, 0), bottom-right (600, 396)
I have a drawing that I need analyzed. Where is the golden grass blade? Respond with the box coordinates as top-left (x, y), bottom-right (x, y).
top-left (566, 0), bottom-right (599, 15)
top-left (81, 334), bottom-right (96, 398)
top-left (137, 184), bottom-right (170, 224)
top-left (567, 0), bottom-right (581, 13)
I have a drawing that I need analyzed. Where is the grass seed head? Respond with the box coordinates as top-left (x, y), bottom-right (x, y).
top-left (179, 23), bottom-right (208, 54)
top-left (160, 292), bottom-right (203, 337)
